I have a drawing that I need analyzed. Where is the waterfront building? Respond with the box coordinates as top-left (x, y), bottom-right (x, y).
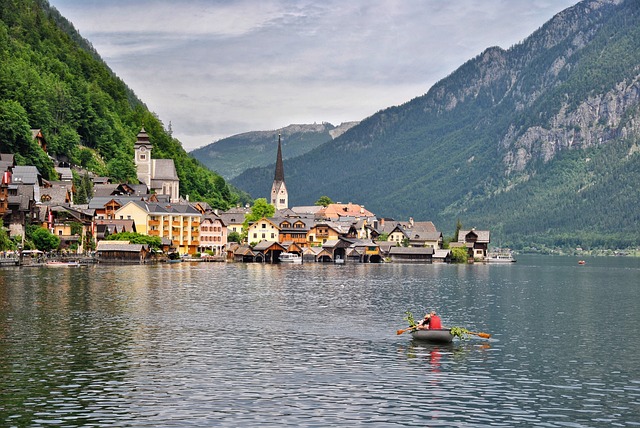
top-left (199, 214), bottom-right (226, 255)
top-left (113, 200), bottom-right (201, 255)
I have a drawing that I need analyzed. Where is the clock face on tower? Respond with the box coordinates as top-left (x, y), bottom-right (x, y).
top-left (140, 146), bottom-right (146, 152)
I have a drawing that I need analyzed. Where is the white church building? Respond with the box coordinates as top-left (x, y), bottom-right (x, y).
top-left (133, 128), bottom-right (180, 203)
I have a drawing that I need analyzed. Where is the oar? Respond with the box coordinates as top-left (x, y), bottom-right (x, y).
top-left (396, 326), bottom-right (416, 335)
top-left (468, 331), bottom-right (491, 339)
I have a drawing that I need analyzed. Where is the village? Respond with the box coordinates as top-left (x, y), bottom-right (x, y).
top-left (1, 129), bottom-right (494, 265)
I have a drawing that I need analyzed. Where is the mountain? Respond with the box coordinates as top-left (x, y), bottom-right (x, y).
top-left (232, 0), bottom-right (640, 250)
top-left (190, 122), bottom-right (358, 180)
top-left (0, 0), bottom-right (246, 209)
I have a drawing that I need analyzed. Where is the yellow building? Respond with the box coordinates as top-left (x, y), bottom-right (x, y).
top-left (307, 222), bottom-right (344, 246)
top-left (114, 200), bottom-right (202, 255)
top-left (246, 217), bottom-right (280, 244)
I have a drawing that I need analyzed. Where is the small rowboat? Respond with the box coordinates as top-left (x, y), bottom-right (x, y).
top-left (411, 328), bottom-right (454, 343)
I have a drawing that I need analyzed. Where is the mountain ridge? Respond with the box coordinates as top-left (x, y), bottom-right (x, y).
top-left (190, 121), bottom-right (358, 179)
top-left (231, 0), bottom-right (640, 249)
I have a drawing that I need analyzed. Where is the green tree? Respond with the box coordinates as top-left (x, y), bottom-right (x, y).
top-left (0, 220), bottom-right (14, 251)
top-left (31, 227), bottom-right (60, 252)
top-left (228, 231), bottom-right (242, 244)
top-left (242, 198), bottom-right (275, 232)
top-left (105, 232), bottom-right (162, 249)
top-left (314, 195), bottom-right (333, 207)
top-left (450, 247), bottom-right (469, 263)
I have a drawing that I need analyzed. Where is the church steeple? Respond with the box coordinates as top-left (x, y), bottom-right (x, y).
top-left (270, 134), bottom-right (288, 210)
top-left (274, 134), bottom-right (284, 181)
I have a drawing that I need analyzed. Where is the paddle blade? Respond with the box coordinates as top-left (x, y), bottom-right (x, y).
top-left (396, 329), bottom-right (406, 335)
top-left (476, 332), bottom-right (491, 339)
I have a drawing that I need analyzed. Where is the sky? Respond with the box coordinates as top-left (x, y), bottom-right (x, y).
top-left (48, 0), bottom-right (578, 152)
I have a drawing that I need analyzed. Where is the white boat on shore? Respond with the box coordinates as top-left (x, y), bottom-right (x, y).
top-left (279, 253), bottom-right (302, 264)
top-left (486, 252), bottom-right (516, 263)
top-left (46, 261), bottom-right (80, 267)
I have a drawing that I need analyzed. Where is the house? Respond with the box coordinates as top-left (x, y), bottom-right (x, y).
top-left (276, 216), bottom-right (313, 248)
top-left (96, 241), bottom-right (150, 263)
top-left (307, 222), bottom-right (347, 246)
top-left (454, 229), bottom-right (491, 260)
top-left (5, 182), bottom-right (38, 239)
top-left (31, 129), bottom-right (47, 152)
top-left (94, 219), bottom-right (137, 240)
top-left (0, 154), bottom-right (16, 217)
top-left (246, 217), bottom-right (280, 245)
top-left (39, 181), bottom-right (74, 205)
top-left (218, 206), bottom-right (251, 236)
top-left (199, 214), bottom-right (226, 255)
top-left (46, 205), bottom-right (94, 253)
top-left (387, 219), bottom-right (442, 248)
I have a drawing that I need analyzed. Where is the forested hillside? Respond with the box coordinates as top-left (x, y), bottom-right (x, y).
top-left (0, 0), bottom-right (245, 209)
top-left (190, 122), bottom-right (358, 180)
top-left (232, 0), bottom-right (640, 250)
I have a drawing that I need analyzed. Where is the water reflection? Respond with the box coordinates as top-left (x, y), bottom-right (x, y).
top-left (1, 257), bottom-right (639, 426)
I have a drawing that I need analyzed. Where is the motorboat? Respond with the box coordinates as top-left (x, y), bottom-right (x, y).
top-left (279, 252), bottom-right (302, 264)
top-left (486, 252), bottom-right (516, 263)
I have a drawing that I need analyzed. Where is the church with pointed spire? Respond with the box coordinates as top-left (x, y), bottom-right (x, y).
top-left (270, 134), bottom-right (288, 210)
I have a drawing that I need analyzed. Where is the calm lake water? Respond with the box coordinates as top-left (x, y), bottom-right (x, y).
top-left (1, 255), bottom-right (639, 427)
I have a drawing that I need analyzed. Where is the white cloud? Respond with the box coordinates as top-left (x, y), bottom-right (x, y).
top-left (49, 0), bottom-right (578, 150)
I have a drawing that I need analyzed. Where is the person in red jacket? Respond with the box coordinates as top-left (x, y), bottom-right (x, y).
top-left (417, 311), bottom-right (442, 330)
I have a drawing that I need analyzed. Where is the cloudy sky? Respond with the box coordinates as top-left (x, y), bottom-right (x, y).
top-left (48, 0), bottom-right (578, 151)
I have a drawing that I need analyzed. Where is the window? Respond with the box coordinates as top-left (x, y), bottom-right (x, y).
top-left (262, 224), bottom-right (266, 229)
top-left (271, 233), bottom-right (274, 239)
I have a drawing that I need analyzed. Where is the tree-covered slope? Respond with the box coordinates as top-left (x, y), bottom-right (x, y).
top-left (232, 0), bottom-right (640, 249)
top-left (190, 122), bottom-right (358, 180)
top-left (0, 0), bottom-right (245, 209)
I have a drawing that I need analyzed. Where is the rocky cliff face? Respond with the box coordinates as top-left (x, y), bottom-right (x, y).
top-left (501, 76), bottom-right (640, 174)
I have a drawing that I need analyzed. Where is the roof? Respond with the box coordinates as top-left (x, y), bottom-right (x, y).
top-left (320, 203), bottom-right (375, 219)
top-left (389, 247), bottom-right (434, 255)
top-left (96, 241), bottom-right (148, 252)
top-left (252, 240), bottom-right (285, 251)
top-left (11, 166), bottom-right (40, 185)
top-left (291, 205), bottom-right (323, 216)
top-left (55, 167), bottom-right (73, 181)
top-left (273, 216), bottom-right (314, 230)
top-left (94, 219), bottom-right (136, 233)
top-left (152, 159), bottom-right (179, 181)
top-left (458, 229), bottom-right (490, 243)
top-left (39, 182), bottom-right (73, 205)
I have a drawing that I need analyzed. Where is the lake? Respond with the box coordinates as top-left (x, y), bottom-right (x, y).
top-left (1, 255), bottom-right (639, 427)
